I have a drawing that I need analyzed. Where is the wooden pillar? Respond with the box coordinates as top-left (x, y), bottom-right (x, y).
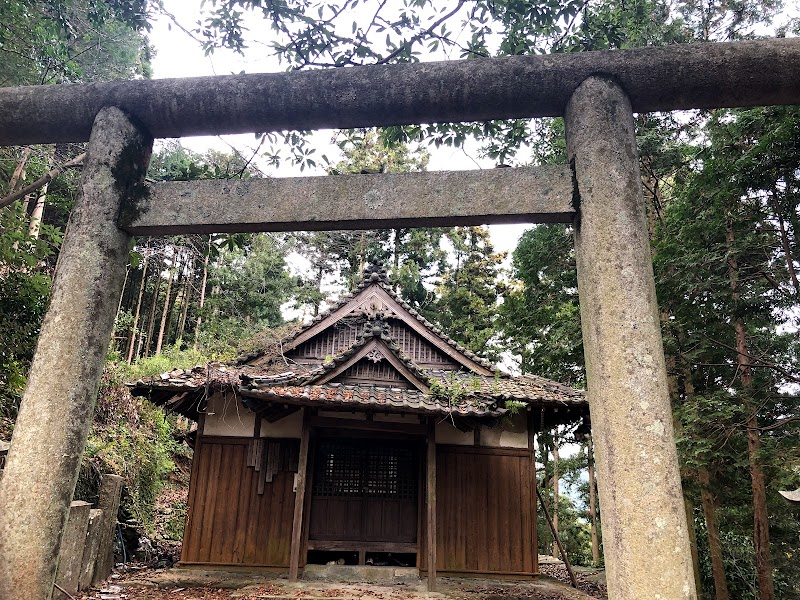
top-left (565, 76), bottom-right (696, 599)
top-left (182, 411), bottom-right (206, 563)
top-left (289, 409), bottom-right (311, 580)
top-left (527, 411), bottom-right (539, 575)
top-left (0, 107), bottom-right (152, 600)
top-left (426, 418), bottom-right (437, 592)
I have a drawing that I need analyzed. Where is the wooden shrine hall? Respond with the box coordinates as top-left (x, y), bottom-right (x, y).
top-left (131, 265), bottom-right (588, 580)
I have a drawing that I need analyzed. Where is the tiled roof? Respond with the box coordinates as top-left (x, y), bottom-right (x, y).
top-left (239, 382), bottom-right (506, 417)
top-left (426, 370), bottom-right (585, 406)
top-left (128, 266), bottom-right (586, 423)
top-left (129, 362), bottom-right (586, 420)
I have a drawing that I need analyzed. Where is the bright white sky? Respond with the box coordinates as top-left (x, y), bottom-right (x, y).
top-left (146, 2), bottom-right (532, 263)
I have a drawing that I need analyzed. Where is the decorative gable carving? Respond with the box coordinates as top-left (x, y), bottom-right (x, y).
top-left (365, 348), bottom-right (384, 363)
top-left (355, 292), bottom-right (395, 320)
top-left (269, 267), bottom-right (495, 376)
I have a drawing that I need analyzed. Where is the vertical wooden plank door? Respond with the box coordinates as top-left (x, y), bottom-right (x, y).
top-left (307, 438), bottom-right (419, 559)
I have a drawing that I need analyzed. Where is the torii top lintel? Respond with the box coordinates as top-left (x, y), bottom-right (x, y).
top-left (0, 38), bottom-right (798, 146)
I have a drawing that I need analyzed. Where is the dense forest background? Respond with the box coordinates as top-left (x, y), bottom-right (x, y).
top-left (1, 1), bottom-right (799, 599)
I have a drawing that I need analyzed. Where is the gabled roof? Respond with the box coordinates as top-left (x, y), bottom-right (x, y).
top-left (238, 265), bottom-right (495, 375)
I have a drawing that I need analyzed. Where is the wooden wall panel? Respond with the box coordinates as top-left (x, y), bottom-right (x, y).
top-left (182, 437), bottom-right (296, 567)
top-left (421, 446), bottom-right (536, 577)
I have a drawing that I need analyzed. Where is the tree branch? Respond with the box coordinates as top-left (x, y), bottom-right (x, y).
top-left (0, 152), bottom-right (85, 209)
top-left (374, 1), bottom-right (467, 66)
top-left (699, 334), bottom-right (800, 384)
top-left (758, 415), bottom-right (800, 432)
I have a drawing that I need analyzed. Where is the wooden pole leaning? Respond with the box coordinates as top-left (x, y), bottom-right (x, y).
top-left (565, 76), bottom-right (696, 600)
top-left (0, 107), bottom-right (152, 600)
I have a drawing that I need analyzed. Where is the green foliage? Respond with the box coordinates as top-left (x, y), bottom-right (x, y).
top-left (0, 0), bottom-right (152, 87)
top-left (121, 344), bottom-right (229, 381)
top-left (536, 438), bottom-right (599, 567)
top-left (148, 140), bottom-right (263, 181)
top-left (201, 233), bottom-right (295, 349)
top-left (197, 0), bottom-right (586, 63)
top-left (0, 0), bottom-right (153, 430)
top-left (428, 371), bottom-right (482, 406)
top-left (0, 269), bottom-right (51, 431)
top-left (500, 224), bottom-right (584, 385)
top-left (162, 500), bottom-right (188, 541)
top-left (653, 105), bottom-right (800, 600)
top-left (434, 226), bottom-right (506, 360)
top-left (82, 363), bottom-right (184, 531)
top-left (330, 129), bottom-right (430, 175)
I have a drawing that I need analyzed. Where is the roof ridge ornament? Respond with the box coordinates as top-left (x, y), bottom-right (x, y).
top-left (362, 315), bottom-right (391, 339)
top-left (363, 264), bottom-right (389, 284)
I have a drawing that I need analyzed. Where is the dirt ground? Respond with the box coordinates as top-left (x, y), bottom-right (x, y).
top-left (76, 564), bottom-right (607, 600)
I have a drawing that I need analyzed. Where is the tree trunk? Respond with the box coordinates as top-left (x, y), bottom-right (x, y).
top-left (682, 365), bottom-right (727, 600)
top-left (28, 188), bottom-right (48, 239)
top-left (142, 269), bottom-right (162, 359)
top-left (358, 231), bottom-right (366, 280)
top-left (8, 147), bottom-right (31, 192)
top-left (393, 228), bottom-right (401, 292)
top-left (193, 248), bottom-right (210, 350)
top-left (166, 252), bottom-right (186, 344)
top-left (552, 435), bottom-right (560, 559)
top-left (665, 336), bottom-right (703, 599)
top-left (313, 263), bottom-right (324, 317)
top-left (20, 194), bottom-right (32, 215)
top-left (117, 267), bottom-right (130, 316)
top-left (155, 265), bottom-right (175, 355)
top-left (726, 220), bottom-right (775, 600)
top-left (28, 147), bottom-right (56, 239)
top-left (177, 256), bottom-right (193, 343)
top-left (538, 427), bottom-right (551, 553)
top-left (698, 468), bottom-right (730, 600)
top-left (113, 266), bottom-right (131, 353)
top-left (127, 255), bottom-right (149, 364)
top-left (587, 435), bottom-right (600, 565)
top-left (769, 191), bottom-right (799, 293)
top-left (684, 495), bottom-right (704, 600)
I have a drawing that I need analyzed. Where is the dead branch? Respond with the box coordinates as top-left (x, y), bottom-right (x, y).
top-left (758, 415), bottom-right (800, 432)
top-left (1, 152), bottom-right (85, 209)
top-left (698, 334), bottom-right (800, 384)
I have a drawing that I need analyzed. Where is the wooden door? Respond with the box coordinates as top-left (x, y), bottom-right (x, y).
top-left (308, 438), bottom-right (418, 545)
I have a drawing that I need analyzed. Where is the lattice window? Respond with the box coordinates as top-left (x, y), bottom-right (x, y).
top-left (364, 445), bottom-right (417, 500)
top-left (313, 440), bottom-right (417, 500)
top-left (314, 440), bottom-right (362, 497)
top-left (389, 323), bottom-right (453, 365)
top-left (338, 359), bottom-right (405, 384)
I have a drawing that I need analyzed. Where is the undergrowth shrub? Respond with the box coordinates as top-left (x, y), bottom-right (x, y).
top-left (119, 344), bottom-right (229, 381)
top-left (78, 362), bottom-right (185, 533)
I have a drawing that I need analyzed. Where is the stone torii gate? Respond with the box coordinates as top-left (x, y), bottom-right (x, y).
top-left (0, 38), bottom-right (798, 600)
